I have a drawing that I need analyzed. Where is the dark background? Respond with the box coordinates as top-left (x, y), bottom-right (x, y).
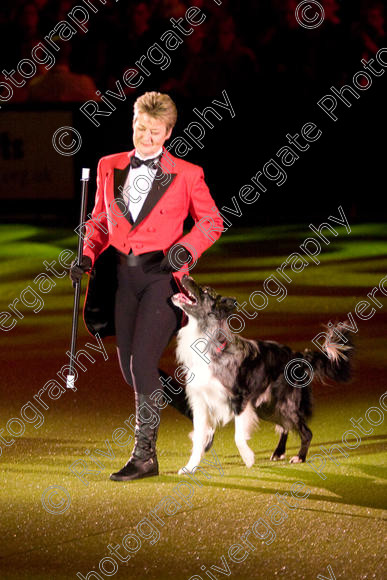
top-left (0, 0), bottom-right (386, 226)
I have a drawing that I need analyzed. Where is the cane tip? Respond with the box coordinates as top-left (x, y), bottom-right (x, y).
top-left (66, 375), bottom-right (77, 390)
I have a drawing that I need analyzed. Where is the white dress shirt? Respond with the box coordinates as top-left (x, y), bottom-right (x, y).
top-left (122, 148), bottom-right (162, 222)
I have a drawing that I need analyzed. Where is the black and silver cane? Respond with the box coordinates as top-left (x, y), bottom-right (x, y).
top-left (67, 167), bottom-right (90, 390)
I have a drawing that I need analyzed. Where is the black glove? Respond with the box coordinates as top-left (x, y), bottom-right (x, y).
top-left (160, 244), bottom-right (192, 273)
top-left (69, 255), bottom-right (93, 288)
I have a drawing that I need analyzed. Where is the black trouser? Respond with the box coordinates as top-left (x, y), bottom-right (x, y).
top-left (114, 250), bottom-right (187, 406)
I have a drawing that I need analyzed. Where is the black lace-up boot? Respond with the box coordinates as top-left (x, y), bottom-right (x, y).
top-left (110, 393), bottom-right (159, 482)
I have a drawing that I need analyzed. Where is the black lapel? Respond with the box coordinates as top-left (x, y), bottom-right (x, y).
top-left (114, 162), bottom-right (133, 225)
top-left (131, 164), bottom-right (177, 229)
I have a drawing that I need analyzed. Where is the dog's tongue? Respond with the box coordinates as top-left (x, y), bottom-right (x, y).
top-left (174, 293), bottom-right (193, 304)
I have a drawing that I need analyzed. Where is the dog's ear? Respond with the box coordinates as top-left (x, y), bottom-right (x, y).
top-left (219, 297), bottom-right (237, 315)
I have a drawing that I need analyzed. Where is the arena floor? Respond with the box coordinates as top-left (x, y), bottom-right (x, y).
top-left (0, 223), bottom-right (386, 580)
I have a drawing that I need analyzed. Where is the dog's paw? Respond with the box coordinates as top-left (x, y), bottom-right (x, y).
top-left (270, 453), bottom-right (286, 461)
top-left (241, 448), bottom-right (255, 468)
top-left (178, 465), bottom-right (195, 475)
top-left (289, 455), bottom-right (304, 464)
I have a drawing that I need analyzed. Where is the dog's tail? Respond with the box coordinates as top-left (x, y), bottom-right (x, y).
top-left (304, 322), bottom-right (354, 383)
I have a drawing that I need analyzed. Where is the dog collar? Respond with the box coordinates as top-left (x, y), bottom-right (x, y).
top-left (216, 340), bottom-right (228, 352)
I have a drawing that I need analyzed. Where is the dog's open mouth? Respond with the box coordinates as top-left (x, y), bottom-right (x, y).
top-left (172, 291), bottom-right (197, 307)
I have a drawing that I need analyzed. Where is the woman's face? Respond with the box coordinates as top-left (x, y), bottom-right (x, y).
top-left (132, 112), bottom-right (172, 158)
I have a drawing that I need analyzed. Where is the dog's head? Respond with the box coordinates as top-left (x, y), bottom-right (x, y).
top-left (172, 275), bottom-right (237, 322)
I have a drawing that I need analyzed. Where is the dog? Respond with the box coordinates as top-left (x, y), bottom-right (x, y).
top-left (172, 275), bottom-right (354, 474)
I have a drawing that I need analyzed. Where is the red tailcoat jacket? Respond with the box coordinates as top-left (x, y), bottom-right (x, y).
top-left (81, 147), bottom-right (223, 337)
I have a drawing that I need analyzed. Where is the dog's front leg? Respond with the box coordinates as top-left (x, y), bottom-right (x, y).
top-left (178, 401), bottom-right (211, 475)
top-left (234, 403), bottom-right (258, 468)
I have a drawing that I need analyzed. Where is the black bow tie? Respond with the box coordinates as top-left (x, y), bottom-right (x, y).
top-left (130, 155), bottom-right (160, 169)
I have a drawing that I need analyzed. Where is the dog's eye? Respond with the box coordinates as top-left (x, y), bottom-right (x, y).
top-left (203, 286), bottom-right (217, 299)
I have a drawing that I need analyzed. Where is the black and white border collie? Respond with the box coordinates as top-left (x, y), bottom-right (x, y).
top-left (172, 275), bottom-right (353, 474)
